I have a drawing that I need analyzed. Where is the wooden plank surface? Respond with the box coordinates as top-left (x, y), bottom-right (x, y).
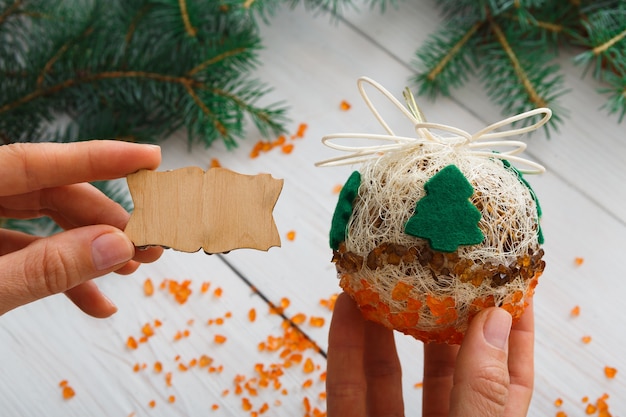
top-left (1, 2), bottom-right (625, 416)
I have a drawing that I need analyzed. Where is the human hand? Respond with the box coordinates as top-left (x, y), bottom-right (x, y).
top-left (0, 140), bottom-right (163, 318)
top-left (326, 292), bottom-right (534, 417)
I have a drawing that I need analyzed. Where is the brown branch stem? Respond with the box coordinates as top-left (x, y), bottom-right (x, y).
top-left (593, 27), bottom-right (626, 55)
top-left (178, 0), bottom-right (197, 37)
top-left (490, 19), bottom-right (548, 107)
top-left (0, 0), bottom-right (22, 26)
top-left (427, 22), bottom-right (482, 82)
top-left (187, 48), bottom-right (248, 76)
top-left (0, 70), bottom-right (202, 114)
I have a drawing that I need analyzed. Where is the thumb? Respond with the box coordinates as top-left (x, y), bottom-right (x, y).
top-left (0, 225), bottom-right (134, 315)
top-left (449, 308), bottom-right (512, 417)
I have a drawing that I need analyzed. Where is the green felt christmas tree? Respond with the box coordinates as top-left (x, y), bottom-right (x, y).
top-left (404, 164), bottom-right (484, 253)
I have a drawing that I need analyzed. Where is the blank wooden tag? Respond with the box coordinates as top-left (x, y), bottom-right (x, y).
top-left (124, 167), bottom-right (283, 253)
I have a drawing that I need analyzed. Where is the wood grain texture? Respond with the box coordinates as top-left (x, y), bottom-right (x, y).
top-left (125, 168), bottom-right (283, 253)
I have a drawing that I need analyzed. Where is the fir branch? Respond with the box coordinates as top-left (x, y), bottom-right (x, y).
top-left (413, 19), bottom-right (483, 97)
top-left (0, 71), bottom-right (203, 115)
top-left (0, 0), bottom-right (22, 26)
top-left (489, 19), bottom-right (548, 108)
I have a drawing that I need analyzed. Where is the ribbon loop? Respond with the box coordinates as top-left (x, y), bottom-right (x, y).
top-left (316, 77), bottom-right (549, 174)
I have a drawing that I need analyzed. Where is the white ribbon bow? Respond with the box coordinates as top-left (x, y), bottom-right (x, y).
top-left (315, 77), bottom-right (550, 174)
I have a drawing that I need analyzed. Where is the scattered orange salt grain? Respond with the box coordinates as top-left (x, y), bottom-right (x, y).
top-left (286, 230), bottom-right (296, 241)
top-left (210, 158), bottom-right (221, 168)
top-left (165, 372), bottom-right (172, 387)
top-left (148, 400), bottom-right (156, 408)
top-left (59, 381), bottom-right (75, 400)
top-left (144, 278), bottom-right (154, 296)
top-left (248, 308), bottom-right (257, 322)
top-left (259, 402), bottom-right (269, 414)
top-left (340, 100), bottom-right (351, 111)
top-left (604, 366), bottom-right (617, 379)
top-left (414, 382), bottom-right (424, 389)
top-left (582, 335), bottom-right (592, 344)
top-left (570, 305), bottom-right (580, 317)
top-left (242, 398), bottom-right (253, 411)
top-left (302, 378), bottom-right (313, 388)
top-left (153, 361), bottom-right (163, 373)
top-left (168, 395), bottom-right (176, 403)
top-left (585, 403), bottom-right (597, 414)
top-left (319, 294), bottom-right (338, 311)
top-left (554, 398), bottom-right (563, 407)
top-left (574, 257), bottom-right (584, 266)
top-left (303, 396), bottom-right (312, 413)
top-left (133, 363), bottom-right (141, 373)
top-left (201, 281), bottom-right (210, 293)
top-left (332, 184), bottom-right (343, 194)
top-left (556, 412), bottom-right (568, 417)
top-left (199, 355), bottom-right (213, 367)
top-left (281, 143), bottom-right (294, 154)
top-left (214, 334), bottom-right (227, 344)
top-left (582, 396), bottom-right (589, 403)
top-left (127, 336), bottom-right (138, 350)
top-left (141, 323), bottom-right (155, 338)
top-left (294, 123), bottom-right (308, 138)
top-left (213, 287), bottom-right (223, 298)
top-left (303, 358), bottom-right (315, 373)
top-left (292, 313), bottom-right (306, 324)
top-left (309, 316), bottom-right (325, 327)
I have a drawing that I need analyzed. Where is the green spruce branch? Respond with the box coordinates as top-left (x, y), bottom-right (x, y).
top-left (412, 0), bottom-right (626, 130)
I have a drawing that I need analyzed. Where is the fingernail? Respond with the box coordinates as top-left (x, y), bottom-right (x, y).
top-left (483, 308), bottom-right (512, 350)
top-left (92, 232), bottom-right (134, 271)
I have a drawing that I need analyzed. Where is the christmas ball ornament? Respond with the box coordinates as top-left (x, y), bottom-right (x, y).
top-left (317, 77), bottom-right (549, 344)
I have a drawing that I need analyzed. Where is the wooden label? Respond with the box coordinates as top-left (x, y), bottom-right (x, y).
top-left (124, 167), bottom-right (283, 253)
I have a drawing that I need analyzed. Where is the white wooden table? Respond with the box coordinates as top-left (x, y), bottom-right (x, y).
top-left (2, 2), bottom-right (626, 416)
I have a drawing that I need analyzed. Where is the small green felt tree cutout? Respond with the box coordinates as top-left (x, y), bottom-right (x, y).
top-left (329, 170), bottom-right (361, 250)
top-left (405, 164), bottom-right (484, 252)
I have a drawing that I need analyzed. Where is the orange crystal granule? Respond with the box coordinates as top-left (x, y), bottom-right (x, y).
top-left (286, 230), bottom-right (296, 241)
top-left (309, 317), bottom-right (325, 327)
top-left (570, 305), bottom-right (581, 317)
top-left (281, 144), bottom-right (294, 154)
top-left (144, 278), bottom-right (154, 296)
top-left (62, 385), bottom-right (75, 400)
top-left (604, 366), bottom-right (617, 379)
top-left (574, 257), bottom-right (584, 266)
top-left (554, 398), bottom-right (563, 407)
top-left (248, 308), bottom-right (257, 322)
top-left (303, 358), bottom-right (315, 373)
top-left (582, 336), bottom-right (592, 344)
top-left (210, 158), bottom-right (221, 168)
top-left (242, 398), bottom-right (253, 411)
top-left (126, 336), bottom-right (138, 350)
top-left (391, 281), bottom-right (412, 301)
top-left (214, 335), bottom-right (227, 344)
top-left (340, 100), bottom-right (351, 111)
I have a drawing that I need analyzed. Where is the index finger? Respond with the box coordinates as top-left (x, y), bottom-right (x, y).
top-left (0, 140), bottom-right (161, 195)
